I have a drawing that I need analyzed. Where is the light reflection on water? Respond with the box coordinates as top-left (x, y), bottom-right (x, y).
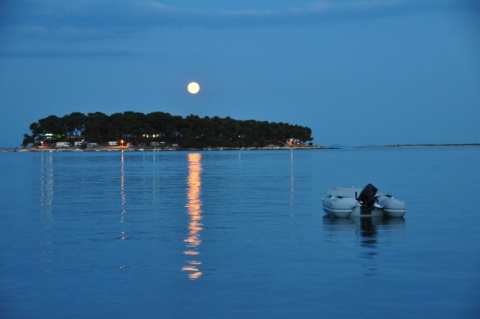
top-left (40, 151), bottom-right (54, 207)
top-left (120, 152), bottom-right (127, 242)
top-left (182, 153), bottom-right (203, 279)
top-left (39, 151), bottom-right (54, 271)
top-left (289, 150), bottom-right (295, 208)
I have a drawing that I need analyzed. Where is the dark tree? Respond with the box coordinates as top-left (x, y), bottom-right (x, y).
top-left (23, 111), bottom-right (314, 148)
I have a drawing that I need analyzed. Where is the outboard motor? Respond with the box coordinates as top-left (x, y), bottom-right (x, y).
top-left (356, 183), bottom-right (378, 215)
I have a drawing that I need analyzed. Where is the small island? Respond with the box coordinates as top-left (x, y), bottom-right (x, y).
top-left (21, 111), bottom-right (317, 151)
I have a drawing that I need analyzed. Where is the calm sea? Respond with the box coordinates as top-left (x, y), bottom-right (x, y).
top-left (1, 147), bottom-right (479, 319)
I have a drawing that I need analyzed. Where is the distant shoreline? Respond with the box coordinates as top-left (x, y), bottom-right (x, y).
top-left (357, 143), bottom-right (480, 149)
top-left (1, 143), bottom-right (479, 152)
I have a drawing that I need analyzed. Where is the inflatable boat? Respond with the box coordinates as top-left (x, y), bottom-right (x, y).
top-left (322, 183), bottom-right (406, 218)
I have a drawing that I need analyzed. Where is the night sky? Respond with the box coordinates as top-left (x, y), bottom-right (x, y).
top-left (1, 0), bottom-right (479, 147)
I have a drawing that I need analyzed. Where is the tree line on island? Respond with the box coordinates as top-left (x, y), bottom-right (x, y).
top-left (22, 111), bottom-right (313, 149)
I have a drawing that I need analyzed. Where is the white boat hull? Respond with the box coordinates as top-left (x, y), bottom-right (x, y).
top-left (322, 185), bottom-right (406, 218)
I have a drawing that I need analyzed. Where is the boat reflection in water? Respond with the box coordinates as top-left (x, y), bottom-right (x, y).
top-left (182, 153), bottom-right (203, 280)
top-left (323, 215), bottom-right (406, 276)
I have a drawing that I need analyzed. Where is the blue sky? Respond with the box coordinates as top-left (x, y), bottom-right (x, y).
top-left (1, 0), bottom-right (479, 147)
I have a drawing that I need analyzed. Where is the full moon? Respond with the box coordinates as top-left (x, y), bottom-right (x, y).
top-left (187, 82), bottom-right (200, 94)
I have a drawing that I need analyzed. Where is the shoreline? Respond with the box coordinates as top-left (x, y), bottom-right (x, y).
top-left (1, 145), bottom-right (329, 152)
top-left (1, 143), bottom-right (479, 152)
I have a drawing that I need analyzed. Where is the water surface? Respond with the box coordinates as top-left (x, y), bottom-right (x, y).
top-left (1, 147), bottom-right (479, 318)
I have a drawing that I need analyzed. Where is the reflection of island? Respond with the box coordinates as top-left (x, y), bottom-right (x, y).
top-left (182, 153), bottom-right (203, 280)
top-left (323, 215), bottom-right (406, 276)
